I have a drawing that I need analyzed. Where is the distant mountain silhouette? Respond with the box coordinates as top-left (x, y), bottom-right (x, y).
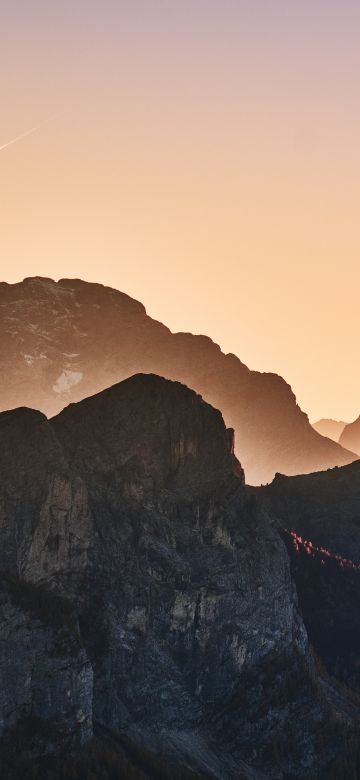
top-left (312, 418), bottom-right (347, 441)
top-left (339, 416), bottom-right (360, 455)
top-left (0, 276), bottom-right (357, 484)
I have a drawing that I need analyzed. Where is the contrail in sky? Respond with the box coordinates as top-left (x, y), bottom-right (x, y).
top-left (0, 118), bottom-right (53, 152)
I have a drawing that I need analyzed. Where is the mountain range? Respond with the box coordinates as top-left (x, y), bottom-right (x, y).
top-left (0, 276), bottom-right (357, 485)
top-left (0, 373), bottom-right (359, 778)
top-left (311, 418), bottom-right (360, 459)
top-left (1, 275), bottom-right (360, 777)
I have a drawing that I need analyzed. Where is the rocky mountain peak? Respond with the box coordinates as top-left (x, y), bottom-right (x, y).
top-left (52, 373), bottom-right (244, 498)
top-left (0, 406), bottom-right (66, 482)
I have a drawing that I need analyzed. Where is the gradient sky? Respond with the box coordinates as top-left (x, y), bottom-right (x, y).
top-left (1, 1), bottom-right (360, 422)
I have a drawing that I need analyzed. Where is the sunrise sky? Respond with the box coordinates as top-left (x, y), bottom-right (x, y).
top-left (1, 1), bottom-right (360, 422)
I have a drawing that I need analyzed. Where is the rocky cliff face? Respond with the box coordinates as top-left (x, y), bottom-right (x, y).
top-left (0, 575), bottom-right (93, 754)
top-left (0, 374), bottom-right (348, 778)
top-left (0, 276), bottom-right (357, 484)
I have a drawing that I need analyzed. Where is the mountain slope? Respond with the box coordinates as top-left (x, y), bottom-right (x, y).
top-left (0, 275), bottom-right (357, 484)
top-left (0, 374), bottom-right (350, 778)
top-left (339, 416), bottom-right (360, 455)
top-left (312, 418), bottom-right (347, 442)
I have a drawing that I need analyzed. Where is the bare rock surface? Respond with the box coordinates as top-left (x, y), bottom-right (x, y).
top-left (0, 575), bottom-right (93, 754)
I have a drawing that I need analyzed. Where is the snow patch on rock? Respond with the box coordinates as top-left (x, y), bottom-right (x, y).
top-left (53, 370), bottom-right (83, 394)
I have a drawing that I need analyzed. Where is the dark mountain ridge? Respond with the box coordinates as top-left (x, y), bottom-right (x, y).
top-left (262, 462), bottom-right (360, 563)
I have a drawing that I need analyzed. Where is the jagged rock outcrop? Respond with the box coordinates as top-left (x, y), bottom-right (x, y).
top-left (0, 374), bottom-right (350, 778)
top-left (0, 276), bottom-right (357, 484)
top-left (0, 407), bottom-right (92, 583)
top-left (312, 419), bottom-right (347, 442)
top-left (339, 415), bottom-right (360, 456)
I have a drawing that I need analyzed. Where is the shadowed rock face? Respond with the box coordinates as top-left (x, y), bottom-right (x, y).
top-left (261, 464), bottom-right (360, 695)
top-left (0, 276), bottom-right (357, 484)
top-left (339, 416), bottom-right (360, 456)
top-left (0, 374), bottom-right (345, 778)
top-left (262, 463), bottom-right (360, 564)
top-left (0, 575), bottom-right (93, 754)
